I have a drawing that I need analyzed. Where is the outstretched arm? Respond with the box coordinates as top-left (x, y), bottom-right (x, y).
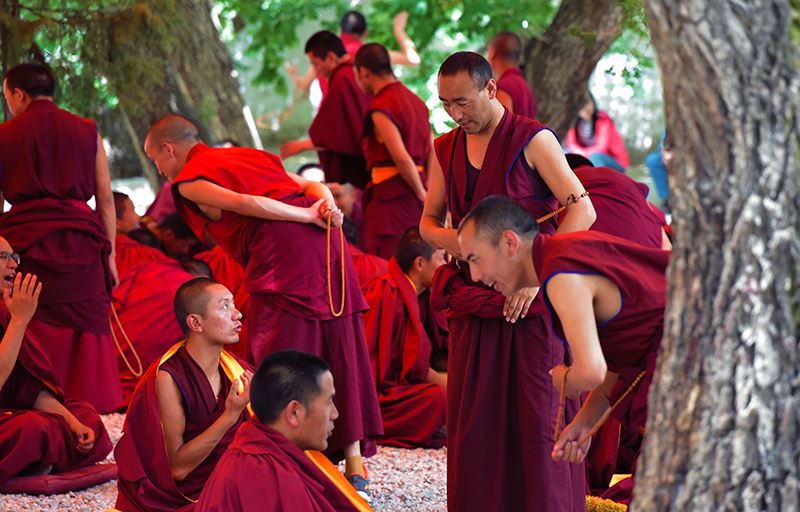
top-left (388, 12), bottom-right (421, 67)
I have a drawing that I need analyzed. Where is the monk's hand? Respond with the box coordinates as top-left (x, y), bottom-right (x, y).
top-left (551, 420), bottom-right (592, 464)
top-left (4, 273), bottom-right (42, 325)
top-left (549, 365), bottom-right (581, 399)
top-left (320, 200), bottom-right (344, 228)
top-left (503, 286), bottom-right (537, 323)
top-left (225, 370), bottom-right (253, 420)
top-left (70, 421), bottom-right (96, 453)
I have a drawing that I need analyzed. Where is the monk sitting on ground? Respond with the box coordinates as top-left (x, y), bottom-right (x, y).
top-left (115, 277), bottom-right (252, 512)
top-left (0, 236), bottom-right (111, 486)
top-left (197, 351), bottom-right (371, 512)
top-left (362, 227), bottom-right (447, 448)
top-left (457, 195), bottom-right (669, 505)
top-left (114, 191), bottom-right (169, 278)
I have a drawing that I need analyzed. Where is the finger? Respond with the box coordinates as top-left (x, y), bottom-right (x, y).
top-left (230, 379), bottom-right (241, 397)
top-left (32, 282), bottom-right (43, 301)
top-left (503, 295), bottom-right (513, 317)
top-left (519, 294), bottom-right (534, 318)
top-left (12, 272), bottom-right (22, 294)
top-left (26, 274), bottom-right (38, 296)
top-left (21, 273), bottom-right (32, 294)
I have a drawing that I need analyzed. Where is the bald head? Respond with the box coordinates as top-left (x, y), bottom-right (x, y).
top-left (489, 32), bottom-right (523, 65)
top-left (173, 277), bottom-right (220, 336)
top-left (147, 114), bottom-right (200, 148)
top-left (458, 195), bottom-right (539, 245)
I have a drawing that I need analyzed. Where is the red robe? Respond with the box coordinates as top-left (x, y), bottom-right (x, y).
top-left (418, 288), bottom-right (449, 370)
top-left (0, 99), bottom-right (121, 413)
top-left (360, 81), bottom-right (430, 258)
top-left (172, 144), bottom-right (382, 459)
top-left (111, 260), bottom-right (195, 404)
top-left (362, 259), bottom-right (446, 449)
top-left (533, 232), bottom-right (669, 505)
top-left (565, 111), bottom-right (630, 169)
top-left (115, 343), bottom-right (251, 512)
top-left (497, 67), bottom-right (537, 119)
top-left (432, 110), bottom-right (584, 511)
top-left (308, 63), bottom-right (371, 188)
top-left (196, 418), bottom-right (363, 512)
top-left (349, 243), bottom-right (389, 289)
top-left (316, 33), bottom-right (363, 99)
top-left (115, 233), bottom-right (169, 278)
top-left (0, 303), bottom-right (111, 485)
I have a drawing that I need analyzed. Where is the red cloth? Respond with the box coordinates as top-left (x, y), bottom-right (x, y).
top-left (0, 303), bottom-right (111, 485)
top-left (116, 233), bottom-right (169, 278)
top-left (349, 243), bottom-right (389, 289)
top-left (115, 345), bottom-right (250, 512)
top-left (315, 34), bottom-right (363, 100)
top-left (308, 63), bottom-right (370, 188)
top-left (146, 182), bottom-right (178, 223)
top-left (360, 82), bottom-right (429, 258)
top-left (431, 113), bottom-right (584, 511)
top-left (196, 417), bottom-right (360, 512)
top-left (172, 144), bottom-right (381, 459)
top-left (565, 111), bottom-right (630, 169)
top-left (362, 259), bottom-right (446, 448)
top-left (497, 67), bottom-right (537, 119)
top-left (112, 260), bottom-right (195, 404)
top-left (565, 165), bottom-right (665, 249)
top-left (418, 288), bottom-right (448, 366)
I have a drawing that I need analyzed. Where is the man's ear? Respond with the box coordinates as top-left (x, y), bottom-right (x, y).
top-left (284, 400), bottom-right (304, 427)
top-left (502, 229), bottom-right (521, 256)
top-left (413, 255), bottom-right (425, 272)
top-left (186, 312), bottom-right (203, 333)
top-left (485, 78), bottom-right (498, 100)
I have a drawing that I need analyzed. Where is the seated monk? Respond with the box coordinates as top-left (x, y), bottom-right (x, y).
top-left (458, 196), bottom-right (668, 506)
top-left (196, 351), bottom-right (371, 511)
top-left (362, 227), bottom-right (447, 449)
top-left (150, 213), bottom-right (201, 261)
top-left (115, 277), bottom-right (253, 512)
top-left (0, 237), bottom-right (111, 486)
top-left (114, 191), bottom-right (169, 278)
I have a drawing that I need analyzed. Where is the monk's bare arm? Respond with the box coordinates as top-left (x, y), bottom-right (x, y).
top-left (286, 172), bottom-right (334, 204)
top-left (279, 138), bottom-right (315, 159)
top-left (157, 370), bottom-right (242, 481)
top-left (0, 274), bottom-right (41, 389)
top-left (426, 367), bottom-right (447, 392)
top-left (388, 12), bottom-right (420, 67)
top-left (34, 390), bottom-right (95, 452)
top-left (177, 180), bottom-right (323, 227)
top-left (525, 130), bottom-right (596, 234)
top-left (372, 112), bottom-right (427, 201)
top-left (94, 133), bottom-right (119, 287)
top-left (496, 89), bottom-right (514, 113)
top-left (420, 152), bottom-right (461, 258)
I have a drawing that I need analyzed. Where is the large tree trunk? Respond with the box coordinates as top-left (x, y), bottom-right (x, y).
top-left (633, 2), bottom-right (800, 510)
top-left (524, 0), bottom-right (623, 138)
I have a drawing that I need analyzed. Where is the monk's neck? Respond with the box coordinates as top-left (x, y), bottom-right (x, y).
top-left (470, 101), bottom-right (506, 143)
top-left (405, 271), bottom-right (426, 296)
top-left (493, 61), bottom-right (516, 78)
top-left (373, 76), bottom-right (398, 95)
top-left (184, 339), bottom-right (224, 378)
top-left (520, 240), bottom-right (539, 288)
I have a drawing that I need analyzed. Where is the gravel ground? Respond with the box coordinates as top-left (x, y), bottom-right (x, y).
top-left (0, 414), bottom-right (447, 512)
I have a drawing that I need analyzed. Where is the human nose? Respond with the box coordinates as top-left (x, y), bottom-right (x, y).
top-left (330, 402), bottom-right (339, 421)
top-left (468, 262), bottom-right (482, 283)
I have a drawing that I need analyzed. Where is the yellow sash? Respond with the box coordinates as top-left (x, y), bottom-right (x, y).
top-left (371, 164), bottom-right (423, 185)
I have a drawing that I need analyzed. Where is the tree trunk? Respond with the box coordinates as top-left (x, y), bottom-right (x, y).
top-left (524, 0), bottom-right (623, 138)
top-left (633, 2), bottom-right (800, 511)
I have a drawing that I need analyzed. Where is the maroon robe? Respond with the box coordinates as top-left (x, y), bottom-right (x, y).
top-left (362, 259), bottom-right (446, 449)
top-left (116, 233), bottom-right (169, 278)
top-left (0, 99), bottom-right (122, 412)
top-left (112, 260), bottom-right (195, 404)
top-left (360, 81), bottom-right (430, 258)
top-left (115, 344), bottom-right (250, 512)
top-left (0, 303), bottom-right (111, 485)
top-left (308, 62), bottom-right (370, 189)
top-left (497, 67), bottom-right (537, 119)
top-left (533, 232), bottom-right (669, 505)
top-left (418, 288), bottom-right (449, 371)
top-left (196, 418), bottom-right (360, 512)
top-left (431, 110), bottom-right (584, 511)
top-left (172, 144), bottom-right (382, 459)
top-left (349, 243), bottom-right (389, 289)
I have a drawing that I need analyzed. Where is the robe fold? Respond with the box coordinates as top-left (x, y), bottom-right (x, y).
top-left (418, 288), bottom-right (448, 371)
top-left (0, 303), bottom-right (111, 486)
top-left (196, 418), bottom-right (368, 512)
top-left (431, 110), bottom-right (584, 512)
top-left (362, 259), bottom-right (446, 449)
top-left (360, 82), bottom-right (430, 258)
top-left (111, 260), bottom-right (195, 404)
top-left (115, 233), bottom-right (169, 278)
top-left (172, 144), bottom-right (382, 460)
top-left (496, 67), bottom-right (538, 119)
top-left (349, 243), bottom-right (389, 289)
top-left (0, 99), bottom-right (121, 412)
top-left (308, 63), bottom-right (370, 188)
top-left (115, 343), bottom-right (251, 512)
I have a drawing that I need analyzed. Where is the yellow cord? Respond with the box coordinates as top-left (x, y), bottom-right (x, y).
top-left (326, 214), bottom-right (346, 317)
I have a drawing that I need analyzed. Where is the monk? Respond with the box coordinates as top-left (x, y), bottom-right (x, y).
top-left (115, 277), bottom-right (252, 511)
top-left (197, 350), bottom-right (374, 511)
top-left (144, 115), bottom-right (382, 496)
top-left (0, 236), bottom-right (111, 486)
top-left (0, 62), bottom-right (122, 413)
top-left (487, 32), bottom-right (537, 118)
top-left (280, 31), bottom-right (371, 189)
top-left (151, 213), bottom-right (201, 260)
top-left (458, 195), bottom-right (668, 506)
top-left (419, 52), bottom-right (595, 512)
top-left (354, 43), bottom-right (432, 259)
top-left (362, 227), bottom-right (447, 449)
top-left (111, 259), bottom-right (195, 404)
top-left (114, 191), bottom-right (169, 277)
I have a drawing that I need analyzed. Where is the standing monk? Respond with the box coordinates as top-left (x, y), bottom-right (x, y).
top-left (145, 115), bottom-right (382, 497)
top-left (487, 32), bottom-right (537, 118)
top-left (0, 62), bottom-right (122, 413)
top-left (281, 31), bottom-right (371, 189)
top-left (354, 43), bottom-right (432, 259)
top-left (420, 52), bottom-right (595, 512)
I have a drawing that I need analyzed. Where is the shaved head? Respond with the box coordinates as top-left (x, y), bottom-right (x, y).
top-left (489, 32), bottom-right (523, 64)
top-left (458, 195), bottom-right (539, 245)
top-left (173, 277), bottom-right (219, 335)
top-left (147, 114), bottom-right (200, 148)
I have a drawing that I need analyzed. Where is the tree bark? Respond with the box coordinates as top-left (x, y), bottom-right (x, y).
top-left (524, 0), bottom-right (623, 138)
top-left (633, 2), bottom-right (800, 511)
